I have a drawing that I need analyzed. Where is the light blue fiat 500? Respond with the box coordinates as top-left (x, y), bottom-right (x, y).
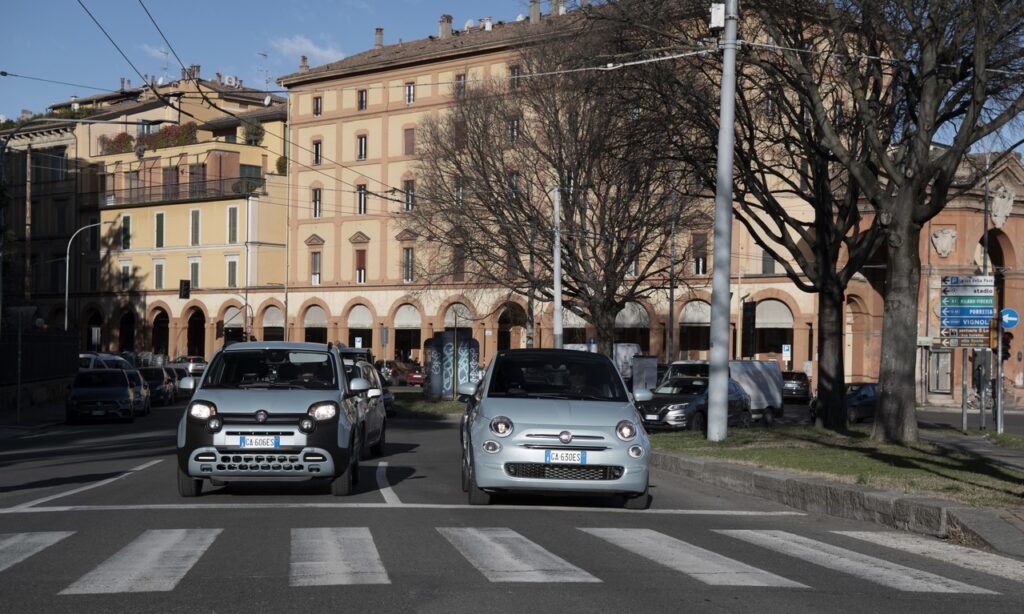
top-left (460, 349), bottom-right (653, 509)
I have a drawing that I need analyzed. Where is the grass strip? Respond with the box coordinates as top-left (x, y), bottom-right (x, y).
top-left (390, 389), bottom-right (465, 419)
top-left (650, 426), bottom-right (1024, 510)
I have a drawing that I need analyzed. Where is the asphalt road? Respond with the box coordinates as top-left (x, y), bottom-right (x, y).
top-left (1, 401), bottom-right (1023, 613)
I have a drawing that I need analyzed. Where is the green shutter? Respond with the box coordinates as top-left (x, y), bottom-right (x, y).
top-left (228, 261), bottom-right (237, 288)
top-left (191, 210), bottom-right (200, 246)
top-left (228, 208), bottom-right (238, 244)
top-left (155, 264), bottom-right (163, 289)
top-left (155, 213), bottom-right (164, 248)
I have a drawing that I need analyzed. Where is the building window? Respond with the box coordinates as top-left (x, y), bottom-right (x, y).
top-left (312, 140), bottom-right (322, 165)
top-left (355, 249), bottom-right (367, 284)
top-left (454, 73), bottom-right (466, 98)
top-left (53, 148), bottom-right (67, 181)
top-left (626, 240), bottom-right (638, 277)
top-left (761, 249), bottom-right (776, 275)
top-left (313, 96), bottom-right (322, 117)
top-left (453, 121), bottom-right (467, 150)
top-left (312, 188), bottom-right (322, 218)
top-left (453, 246), bottom-right (465, 282)
top-left (357, 89), bottom-right (367, 110)
top-left (154, 212), bottom-right (164, 248)
top-left (311, 251), bottom-right (321, 286)
top-left (190, 259), bottom-right (200, 288)
top-left (404, 128), bottom-right (415, 156)
top-left (507, 118), bottom-right (519, 144)
top-left (403, 247), bottom-right (414, 282)
top-left (126, 171), bottom-right (141, 202)
top-left (228, 206), bottom-right (238, 244)
top-left (120, 216), bottom-right (131, 250)
top-left (509, 65), bottom-right (521, 90)
top-left (56, 200), bottom-right (68, 235)
top-left (227, 259), bottom-right (238, 288)
top-left (356, 135), bottom-right (367, 160)
top-left (403, 179), bottom-right (415, 211)
top-left (89, 266), bottom-right (98, 291)
top-left (120, 264), bottom-right (131, 290)
top-left (163, 166), bottom-right (179, 200)
top-left (455, 175), bottom-right (464, 206)
top-left (693, 233), bottom-right (708, 276)
top-left (50, 256), bottom-right (61, 293)
top-left (509, 171), bottom-right (520, 200)
top-left (154, 263), bottom-right (164, 290)
top-left (190, 209), bottom-right (200, 246)
top-left (89, 217), bottom-right (99, 249)
top-left (405, 82), bottom-right (415, 104)
top-left (356, 185), bottom-right (368, 215)
top-left (189, 164), bottom-right (207, 198)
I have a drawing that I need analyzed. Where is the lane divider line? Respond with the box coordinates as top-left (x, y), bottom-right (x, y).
top-left (9, 459), bottom-right (164, 510)
top-left (375, 462), bottom-right (402, 505)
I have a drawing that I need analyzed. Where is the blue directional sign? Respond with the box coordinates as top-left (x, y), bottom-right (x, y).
top-left (941, 275), bottom-right (994, 286)
top-left (940, 317), bottom-right (993, 328)
top-left (1001, 308), bottom-right (1019, 330)
top-left (939, 306), bottom-right (996, 318)
top-left (940, 295), bottom-right (995, 307)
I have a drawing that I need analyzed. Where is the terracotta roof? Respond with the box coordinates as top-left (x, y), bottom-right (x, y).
top-left (279, 12), bottom-right (582, 87)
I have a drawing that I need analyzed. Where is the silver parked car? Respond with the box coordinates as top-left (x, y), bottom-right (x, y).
top-left (175, 342), bottom-right (371, 497)
top-left (460, 349), bottom-right (653, 509)
top-left (343, 358), bottom-right (388, 457)
top-left (125, 370), bottom-right (151, 417)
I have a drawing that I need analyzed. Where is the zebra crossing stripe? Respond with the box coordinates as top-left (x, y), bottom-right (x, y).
top-left (0, 532), bottom-right (74, 573)
top-left (835, 531), bottom-right (1024, 584)
top-left (60, 529), bottom-right (221, 594)
top-left (718, 530), bottom-right (997, 594)
top-left (581, 528), bottom-right (806, 587)
top-left (290, 527), bottom-right (390, 586)
top-left (438, 527), bottom-right (600, 583)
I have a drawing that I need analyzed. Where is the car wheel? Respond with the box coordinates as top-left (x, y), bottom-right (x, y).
top-left (370, 420), bottom-right (386, 457)
top-left (331, 453), bottom-right (356, 496)
top-left (177, 467), bottom-right (202, 497)
top-left (461, 454), bottom-right (470, 493)
top-left (467, 460), bottom-right (490, 506)
top-left (623, 485), bottom-right (651, 510)
top-left (847, 408), bottom-right (858, 424)
top-left (739, 410), bottom-right (753, 428)
top-left (762, 409), bottom-right (775, 427)
top-left (690, 411), bottom-right (706, 433)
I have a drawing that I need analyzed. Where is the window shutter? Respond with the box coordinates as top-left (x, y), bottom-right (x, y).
top-left (155, 213), bottom-right (164, 248)
top-left (404, 128), bottom-right (415, 155)
top-left (356, 249), bottom-right (367, 270)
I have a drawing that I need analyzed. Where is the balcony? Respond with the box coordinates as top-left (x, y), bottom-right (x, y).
top-left (103, 177), bottom-right (265, 207)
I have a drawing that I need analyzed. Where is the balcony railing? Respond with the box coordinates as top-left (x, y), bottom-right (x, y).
top-left (103, 177), bottom-right (264, 207)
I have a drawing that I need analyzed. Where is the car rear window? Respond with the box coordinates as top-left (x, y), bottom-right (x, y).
top-left (488, 353), bottom-right (626, 402)
top-left (783, 372), bottom-right (808, 382)
top-left (140, 368), bottom-right (164, 379)
top-left (74, 371), bottom-right (126, 388)
top-left (202, 349), bottom-right (337, 390)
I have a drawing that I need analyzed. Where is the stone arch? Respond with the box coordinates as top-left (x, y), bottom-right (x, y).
top-left (297, 297), bottom-right (331, 344)
top-left (150, 306), bottom-right (170, 356)
top-left (345, 302), bottom-right (377, 349)
top-left (255, 298), bottom-right (286, 342)
top-left (435, 296), bottom-right (479, 326)
top-left (385, 296), bottom-right (426, 362)
top-left (496, 301), bottom-right (529, 351)
top-left (845, 293), bottom-right (873, 381)
top-left (614, 301), bottom-right (652, 353)
top-left (184, 305), bottom-right (208, 358)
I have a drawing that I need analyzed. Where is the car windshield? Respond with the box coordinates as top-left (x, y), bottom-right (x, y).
top-left (783, 372), bottom-right (808, 382)
top-left (140, 368), bottom-right (164, 380)
top-left (662, 363), bottom-right (714, 381)
top-left (74, 371), bottom-right (125, 388)
top-left (487, 352), bottom-right (627, 402)
top-left (202, 349), bottom-right (337, 390)
top-left (654, 377), bottom-right (708, 395)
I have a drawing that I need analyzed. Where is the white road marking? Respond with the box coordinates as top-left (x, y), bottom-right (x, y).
top-left (290, 527), bottom-right (390, 586)
top-left (375, 462), bottom-right (401, 505)
top-left (0, 532), bottom-right (74, 573)
top-left (0, 502), bottom-right (806, 515)
top-left (719, 530), bottom-right (997, 594)
top-left (60, 528), bottom-right (221, 594)
top-left (438, 527), bottom-right (600, 583)
top-left (9, 459), bottom-right (163, 510)
top-left (582, 528), bottom-right (805, 587)
top-left (836, 531), bottom-right (1024, 584)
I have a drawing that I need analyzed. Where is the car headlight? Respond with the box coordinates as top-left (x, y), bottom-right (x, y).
top-left (665, 403), bottom-right (689, 412)
top-left (117, 398), bottom-right (133, 408)
top-left (616, 420), bottom-right (638, 441)
top-left (188, 401), bottom-right (217, 419)
top-left (489, 416), bottom-right (514, 437)
top-left (308, 402), bottom-right (338, 421)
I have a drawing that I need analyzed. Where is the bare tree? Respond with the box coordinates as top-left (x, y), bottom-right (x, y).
top-left (406, 19), bottom-right (709, 355)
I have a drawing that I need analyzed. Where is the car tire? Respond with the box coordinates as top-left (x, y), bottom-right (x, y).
top-left (331, 455), bottom-right (356, 496)
top-left (623, 484), bottom-right (651, 510)
top-left (690, 411), bottom-right (706, 433)
top-left (739, 410), bottom-right (753, 428)
top-left (461, 454), bottom-right (470, 493)
top-left (370, 421), bottom-right (386, 457)
top-left (467, 462), bottom-right (490, 506)
top-left (847, 408), bottom-right (858, 424)
top-left (177, 467), bottom-right (202, 497)
top-left (762, 409), bottom-right (775, 427)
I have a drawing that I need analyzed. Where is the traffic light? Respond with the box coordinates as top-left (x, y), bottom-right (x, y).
top-left (989, 319), bottom-right (999, 349)
top-left (1002, 332), bottom-right (1013, 362)
top-left (179, 279), bottom-right (191, 299)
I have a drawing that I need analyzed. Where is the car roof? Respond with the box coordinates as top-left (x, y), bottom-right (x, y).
top-left (219, 341), bottom-right (331, 352)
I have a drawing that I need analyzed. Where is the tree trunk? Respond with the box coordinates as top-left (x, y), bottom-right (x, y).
top-left (816, 282), bottom-right (848, 430)
top-left (872, 209), bottom-right (921, 443)
top-left (593, 309), bottom-right (617, 358)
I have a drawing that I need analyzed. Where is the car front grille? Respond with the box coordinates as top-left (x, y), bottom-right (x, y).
top-left (208, 454), bottom-right (307, 472)
top-left (504, 463), bottom-right (624, 481)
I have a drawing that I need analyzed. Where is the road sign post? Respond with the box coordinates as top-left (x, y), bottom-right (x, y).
top-left (939, 276), bottom-right (996, 428)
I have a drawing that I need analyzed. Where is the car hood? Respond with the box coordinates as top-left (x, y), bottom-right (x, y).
top-left (638, 392), bottom-right (703, 411)
top-left (70, 388), bottom-right (129, 401)
top-left (480, 397), bottom-right (638, 427)
top-left (192, 388), bottom-right (341, 414)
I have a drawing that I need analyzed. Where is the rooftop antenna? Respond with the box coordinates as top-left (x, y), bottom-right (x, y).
top-left (159, 47), bottom-right (170, 85)
top-left (257, 51), bottom-right (270, 91)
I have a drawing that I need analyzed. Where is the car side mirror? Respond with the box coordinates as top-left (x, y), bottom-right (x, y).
top-left (632, 389), bottom-right (653, 403)
top-left (348, 377), bottom-right (370, 396)
top-left (179, 376), bottom-right (196, 391)
top-left (457, 382), bottom-right (478, 401)
top-left (367, 388), bottom-right (382, 399)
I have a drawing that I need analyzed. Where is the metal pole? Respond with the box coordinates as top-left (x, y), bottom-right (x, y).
top-left (708, 0), bottom-right (739, 442)
top-left (16, 310), bottom-right (22, 425)
top-left (668, 213), bottom-right (676, 363)
top-left (65, 221), bottom-right (110, 330)
top-left (961, 348), bottom-right (968, 431)
top-left (996, 320), bottom-right (1004, 434)
top-left (980, 153), bottom-right (990, 430)
top-left (552, 186), bottom-right (563, 349)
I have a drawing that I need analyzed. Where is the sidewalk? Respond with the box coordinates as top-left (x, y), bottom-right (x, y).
top-left (920, 429), bottom-right (1024, 473)
top-left (0, 401), bottom-right (66, 439)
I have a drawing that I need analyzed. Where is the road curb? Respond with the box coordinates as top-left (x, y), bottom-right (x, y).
top-left (651, 450), bottom-right (1024, 558)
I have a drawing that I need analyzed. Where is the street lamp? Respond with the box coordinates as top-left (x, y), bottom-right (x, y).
top-left (65, 219), bottom-right (116, 330)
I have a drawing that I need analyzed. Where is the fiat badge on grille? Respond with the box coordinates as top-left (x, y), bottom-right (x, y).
top-left (255, 410), bottom-right (269, 423)
top-left (558, 430), bottom-right (572, 444)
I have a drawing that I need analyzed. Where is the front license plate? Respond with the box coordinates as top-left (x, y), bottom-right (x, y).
top-left (545, 450), bottom-right (586, 464)
top-left (92, 410), bottom-right (105, 416)
top-left (239, 435), bottom-right (280, 449)
top-left (644, 414), bottom-right (659, 421)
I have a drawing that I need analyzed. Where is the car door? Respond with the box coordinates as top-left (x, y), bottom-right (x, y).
top-left (360, 363), bottom-right (384, 441)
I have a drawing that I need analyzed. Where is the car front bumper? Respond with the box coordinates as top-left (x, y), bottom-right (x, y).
top-left (67, 403), bottom-right (133, 420)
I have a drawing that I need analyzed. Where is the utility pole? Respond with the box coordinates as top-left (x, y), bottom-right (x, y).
top-left (552, 185), bottom-right (563, 349)
top-left (708, 0), bottom-right (739, 442)
top-left (981, 152), bottom-right (990, 429)
top-left (667, 204), bottom-right (676, 364)
top-left (24, 144), bottom-right (31, 300)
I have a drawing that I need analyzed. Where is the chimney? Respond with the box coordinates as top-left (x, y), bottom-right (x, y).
top-left (529, 0), bottom-right (541, 24)
top-left (375, 26), bottom-right (383, 48)
top-left (181, 67), bottom-right (187, 80)
top-left (215, 72), bottom-right (222, 84)
top-left (237, 79), bottom-right (243, 88)
top-left (439, 14), bottom-right (453, 38)
top-left (120, 77), bottom-right (126, 90)
top-left (190, 64), bottom-right (201, 79)
top-left (484, 16), bottom-right (493, 31)
top-left (553, 0), bottom-right (566, 15)
top-left (299, 55), bottom-right (309, 73)
top-left (126, 79), bottom-right (132, 88)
